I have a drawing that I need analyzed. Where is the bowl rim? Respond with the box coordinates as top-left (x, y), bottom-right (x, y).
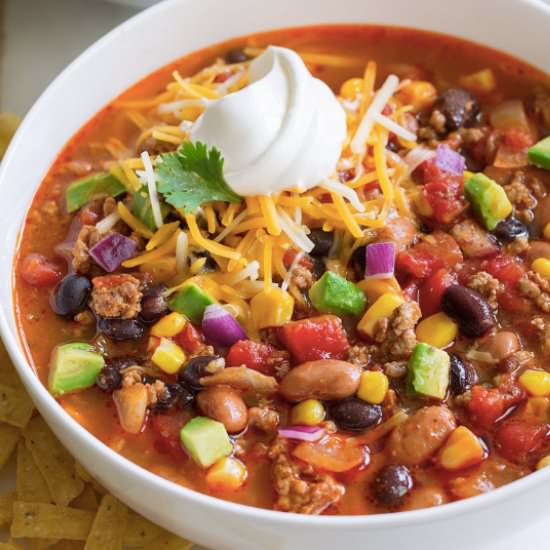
top-left (2, 0), bottom-right (550, 529)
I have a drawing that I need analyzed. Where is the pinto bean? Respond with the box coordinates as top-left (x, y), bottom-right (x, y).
top-left (197, 387), bottom-right (248, 433)
top-left (479, 331), bottom-right (521, 362)
top-left (386, 406), bottom-right (457, 466)
top-left (279, 360), bottom-right (361, 402)
top-left (400, 486), bottom-right (449, 511)
top-left (442, 285), bottom-right (495, 337)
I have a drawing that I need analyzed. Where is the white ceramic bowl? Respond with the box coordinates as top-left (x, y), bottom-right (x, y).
top-left (1, 1), bottom-right (550, 549)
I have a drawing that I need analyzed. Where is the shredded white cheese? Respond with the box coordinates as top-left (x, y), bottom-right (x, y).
top-left (140, 151), bottom-right (163, 229)
top-left (214, 209), bottom-right (248, 242)
top-left (351, 74), bottom-right (400, 154)
top-left (281, 251), bottom-right (304, 291)
top-left (374, 113), bottom-right (417, 142)
top-left (95, 211), bottom-right (120, 234)
top-left (224, 260), bottom-right (260, 285)
top-left (276, 207), bottom-right (314, 253)
top-left (321, 178), bottom-right (365, 212)
top-left (158, 98), bottom-right (209, 114)
top-left (175, 230), bottom-right (188, 274)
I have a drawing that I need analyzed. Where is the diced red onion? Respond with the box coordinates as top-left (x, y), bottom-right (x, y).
top-left (404, 146), bottom-right (436, 175)
top-left (89, 232), bottom-right (137, 272)
top-left (365, 242), bottom-right (395, 279)
top-left (202, 304), bottom-right (247, 347)
top-left (435, 144), bottom-right (465, 176)
top-left (278, 425), bottom-right (325, 442)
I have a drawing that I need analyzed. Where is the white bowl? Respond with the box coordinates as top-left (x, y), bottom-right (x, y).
top-left (1, 1), bottom-right (549, 549)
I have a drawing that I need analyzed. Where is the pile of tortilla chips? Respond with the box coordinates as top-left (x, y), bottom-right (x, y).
top-left (0, 342), bottom-right (193, 550)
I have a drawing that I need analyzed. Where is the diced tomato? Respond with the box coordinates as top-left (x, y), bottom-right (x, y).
top-left (175, 323), bottom-right (204, 353)
top-left (150, 411), bottom-right (189, 460)
top-left (482, 255), bottom-right (526, 287)
top-left (419, 269), bottom-right (457, 316)
top-left (423, 179), bottom-right (467, 225)
top-left (497, 291), bottom-right (532, 314)
top-left (226, 339), bottom-right (276, 375)
top-left (396, 232), bottom-right (463, 279)
top-left (283, 249), bottom-right (314, 270)
top-left (502, 129), bottom-right (535, 150)
top-left (79, 202), bottom-right (101, 225)
top-left (468, 377), bottom-right (525, 430)
top-left (20, 253), bottom-right (63, 288)
top-left (495, 419), bottom-right (548, 463)
top-left (278, 315), bottom-right (349, 363)
top-left (416, 159), bottom-right (447, 183)
top-left (401, 278), bottom-right (419, 302)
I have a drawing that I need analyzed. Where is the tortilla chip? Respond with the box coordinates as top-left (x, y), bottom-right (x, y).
top-left (50, 543), bottom-right (85, 550)
top-left (71, 484), bottom-right (99, 512)
top-left (16, 439), bottom-right (52, 503)
top-left (10, 501), bottom-right (94, 540)
top-left (0, 423), bottom-right (20, 471)
top-left (28, 540), bottom-right (58, 550)
top-left (0, 383), bottom-right (34, 428)
top-left (123, 510), bottom-right (165, 547)
top-left (0, 543), bottom-right (22, 550)
top-left (0, 491), bottom-right (16, 527)
top-left (83, 494), bottom-right (128, 550)
top-left (144, 533), bottom-right (193, 550)
top-left (0, 341), bottom-right (23, 389)
top-left (74, 462), bottom-right (106, 496)
top-left (23, 417), bottom-right (84, 505)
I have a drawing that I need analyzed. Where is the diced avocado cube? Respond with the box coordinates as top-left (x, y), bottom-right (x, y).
top-left (308, 271), bottom-right (366, 316)
top-left (168, 283), bottom-right (216, 324)
top-left (66, 173), bottom-right (126, 213)
top-left (528, 136), bottom-right (550, 170)
top-left (131, 186), bottom-right (169, 231)
top-left (48, 343), bottom-right (105, 397)
top-left (180, 416), bottom-right (232, 468)
top-left (407, 342), bottom-right (450, 400)
top-left (464, 173), bottom-right (512, 230)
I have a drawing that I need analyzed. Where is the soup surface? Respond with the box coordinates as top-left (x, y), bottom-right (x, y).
top-left (14, 25), bottom-right (550, 515)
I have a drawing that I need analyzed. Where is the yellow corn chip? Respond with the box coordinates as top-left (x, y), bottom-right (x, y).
top-left (23, 417), bottom-right (84, 505)
top-left (84, 494), bottom-right (128, 550)
top-left (0, 543), bottom-right (21, 550)
top-left (0, 491), bottom-right (16, 527)
top-left (28, 540), bottom-right (58, 550)
top-left (10, 501), bottom-right (94, 540)
top-left (123, 510), bottom-right (165, 547)
top-left (0, 423), bottom-right (19, 471)
top-left (16, 440), bottom-right (51, 503)
top-left (0, 383), bottom-right (34, 428)
top-left (50, 543), bottom-right (85, 550)
top-left (0, 342), bottom-right (23, 389)
top-left (74, 462), bottom-right (106, 496)
top-left (71, 484), bottom-right (99, 512)
top-left (144, 533), bottom-right (193, 550)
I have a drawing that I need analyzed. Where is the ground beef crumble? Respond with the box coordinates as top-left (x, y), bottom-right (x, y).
top-left (467, 271), bottom-right (502, 310)
top-left (269, 438), bottom-right (344, 514)
top-left (503, 171), bottom-right (538, 224)
top-left (72, 225), bottom-right (103, 274)
top-left (266, 350), bottom-right (291, 379)
top-left (90, 274), bottom-right (143, 319)
top-left (378, 302), bottom-right (422, 361)
top-left (291, 264), bottom-right (315, 291)
top-left (518, 271), bottom-right (550, 312)
top-left (248, 404), bottom-right (280, 432)
top-left (348, 344), bottom-right (371, 368)
top-left (531, 317), bottom-right (550, 356)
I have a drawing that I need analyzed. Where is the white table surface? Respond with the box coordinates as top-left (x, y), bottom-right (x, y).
top-left (1, 1), bottom-right (550, 548)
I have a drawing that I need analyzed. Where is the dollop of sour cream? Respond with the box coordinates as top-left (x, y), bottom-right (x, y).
top-left (191, 46), bottom-right (347, 196)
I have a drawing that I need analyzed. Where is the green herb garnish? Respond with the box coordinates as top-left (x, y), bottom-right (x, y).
top-left (156, 141), bottom-right (241, 213)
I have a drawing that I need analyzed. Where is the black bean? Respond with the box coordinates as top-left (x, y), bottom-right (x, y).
top-left (140, 285), bottom-right (169, 323)
top-left (492, 217), bottom-right (529, 243)
top-left (95, 357), bottom-right (133, 392)
top-left (225, 48), bottom-right (248, 64)
top-left (351, 246), bottom-right (366, 279)
top-left (309, 229), bottom-right (334, 257)
top-left (97, 317), bottom-right (145, 341)
top-left (51, 274), bottom-right (91, 317)
top-left (434, 88), bottom-right (479, 131)
top-left (154, 383), bottom-right (195, 411)
top-left (449, 354), bottom-right (477, 395)
top-left (178, 355), bottom-right (221, 391)
top-left (312, 257), bottom-right (327, 280)
top-left (442, 285), bottom-right (495, 337)
top-left (372, 464), bottom-right (413, 507)
top-left (329, 398), bottom-right (382, 432)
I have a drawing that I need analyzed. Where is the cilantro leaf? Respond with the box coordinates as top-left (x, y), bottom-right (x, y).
top-left (156, 141), bottom-right (241, 213)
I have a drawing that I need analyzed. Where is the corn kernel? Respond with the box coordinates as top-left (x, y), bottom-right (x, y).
top-left (412, 189), bottom-right (433, 217)
top-left (151, 312), bottom-right (187, 338)
top-left (357, 293), bottom-right (405, 338)
top-left (291, 399), bottom-right (326, 426)
top-left (357, 370), bottom-right (389, 404)
top-left (459, 68), bottom-right (496, 95)
top-left (250, 288), bottom-right (294, 330)
top-left (206, 457), bottom-right (247, 491)
top-left (519, 369), bottom-right (550, 397)
top-left (532, 257), bottom-right (550, 279)
top-left (524, 397), bottom-right (550, 424)
top-left (357, 277), bottom-right (401, 304)
top-left (537, 455), bottom-right (550, 470)
top-left (544, 223), bottom-right (550, 241)
top-left (340, 78), bottom-right (363, 100)
top-left (396, 80), bottom-right (437, 111)
top-left (438, 426), bottom-right (486, 471)
top-left (190, 257), bottom-right (207, 274)
top-left (416, 312), bottom-right (458, 349)
top-left (151, 338), bottom-right (186, 374)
